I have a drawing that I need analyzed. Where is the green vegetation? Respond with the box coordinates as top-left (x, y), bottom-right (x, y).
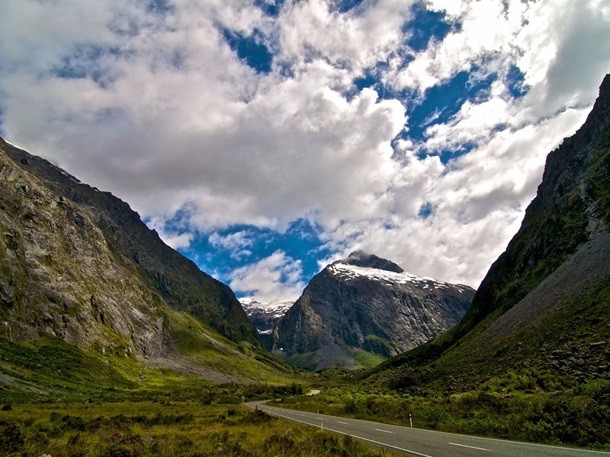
top-left (380, 275), bottom-right (610, 395)
top-left (349, 348), bottom-right (387, 369)
top-left (0, 328), bottom-right (303, 405)
top-left (280, 346), bottom-right (387, 371)
top-left (278, 374), bottom-right (610, 450)
top-left (283, 351), bottom-right (320, 371)
top-left (1, 103), bottom-right (608, 453)
top-left (166, 310), bottom-right (298, 383)
top-left (0, 400), bottom-right (401, 457)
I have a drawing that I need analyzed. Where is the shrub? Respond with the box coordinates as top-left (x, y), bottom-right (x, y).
top-left (263, 433), bottom-right (297, 454)
top-left (524, 420), bottom-right (555, 443)
top-left (0, 422), bottom-right (24, 453)
top-left (239, 409), bottom-right (273, 425)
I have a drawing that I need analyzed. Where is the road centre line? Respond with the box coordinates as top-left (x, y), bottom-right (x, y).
top-left (449, 442), bottom-right (490, 451)
top-left (375, 428), bottom-right (393, 434)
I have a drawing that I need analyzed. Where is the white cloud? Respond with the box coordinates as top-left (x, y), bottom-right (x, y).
top-left (387, 0), bottom-right (523, 93)
top-left (209, 231), bottom-right (254, 260)
top-left (160, 232), bottom-right (194, 250)
top-left (146, 216), bottom-right (194, 250)
top-left (0, 0), bottom-right (608, 299)
top-left (277, 0), bottom-right (413, 72)
top-left (228, 250), bottom-right (305, 302)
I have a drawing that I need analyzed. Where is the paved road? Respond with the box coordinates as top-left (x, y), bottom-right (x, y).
top-left (245, 402), bottom-right (609, 457)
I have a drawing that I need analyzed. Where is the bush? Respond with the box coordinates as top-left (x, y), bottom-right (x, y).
top-left (239, 409), bottom-right (273, 425)
top-left (263, 433), bottom-right (297, 454)
top-left (524, 420), bottom-right (555, 442)
top-left (0, 422), bottom-right (24, 453)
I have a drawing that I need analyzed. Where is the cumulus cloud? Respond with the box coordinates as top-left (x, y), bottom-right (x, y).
top-left (209, 231), bottom-right (254, 260)
top-left (146, 216), bottom-right (194, 250)
top-left (277, 0), bottom-right (413, 71)
top-left (228, 250), bottom-right (306, 303)
top-left (1, 0), bottom-right (609, 301)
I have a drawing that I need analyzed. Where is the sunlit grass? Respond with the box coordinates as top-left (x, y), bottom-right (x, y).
top-left (277, 374), bottom-right (610, 451)
top-left (0, 401), bottom-right (402, 456)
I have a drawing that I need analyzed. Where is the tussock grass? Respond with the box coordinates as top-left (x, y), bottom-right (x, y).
top-left (0, 401), bottom-right (401, 457)
top-left (278, 374), bottom-right (610, 451)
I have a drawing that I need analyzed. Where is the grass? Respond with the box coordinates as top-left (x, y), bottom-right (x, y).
top-left (279, 346), bottom-right (388, 371)
top-left (276, 374), bottom-right (610, 450)
top-left (0, 304), bottom-right (305, 404)
top-left (166, 310), bottom-right (299, 384)
top-left (0, 400), bottom-right (403, 457)
top-left (0, 336), bottom-right (303, 406)
top-left (349, 348), bottom-right (387, 369)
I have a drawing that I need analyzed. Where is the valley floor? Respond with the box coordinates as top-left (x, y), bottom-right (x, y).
top-left (275, 373), bottom-right (610, 452)
top-left (0, 400), bottom-right (402, 457)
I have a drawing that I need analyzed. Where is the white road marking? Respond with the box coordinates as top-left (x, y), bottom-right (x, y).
top-left (261, 408), bottom-right (433, 457)
top-left (375, 428), bottom-right (393, 434)
top-left (338, 421), bottom-right (348, 425)
top-left (449, 443), bottom-right (490, 451)
top-left (247, 403), bottom-right (609, 457)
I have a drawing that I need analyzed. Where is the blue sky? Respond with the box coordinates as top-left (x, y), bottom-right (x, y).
top-left (1, 0), bottom-right (609, 303)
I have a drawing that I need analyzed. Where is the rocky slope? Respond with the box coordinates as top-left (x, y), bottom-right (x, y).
top-left (273, 251), bottom-right (474, 370)
top-left (240, 298), bottom-right (293, 349)
top-left (0, 138), bottom-right (268, 384)
top-left (240, 299), bottom-right (293, 335)
top-left (378, 74), bottom-right (610, 390)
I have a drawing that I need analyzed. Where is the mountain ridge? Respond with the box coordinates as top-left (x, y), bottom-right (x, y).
top-left (338, 250), bottom-right (405, 273)
top-left (272, 252), bottom-right (474, 370)
top-left (0, 138), bottom-right (297, 391)
top-left (374, 73), bottom-right (610, 390)
top-left (0, 138), bottom-right (257, 346)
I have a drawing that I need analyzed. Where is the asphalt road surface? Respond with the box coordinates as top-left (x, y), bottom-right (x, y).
top-left (245, 402), bottom-right (609, 457)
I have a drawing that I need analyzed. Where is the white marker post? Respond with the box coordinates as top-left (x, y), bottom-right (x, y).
top-left (409, 413), bottom-right (413, 428)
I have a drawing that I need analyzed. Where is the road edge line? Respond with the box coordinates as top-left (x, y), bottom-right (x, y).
top-left (258, 406), bottom-right (434, 457)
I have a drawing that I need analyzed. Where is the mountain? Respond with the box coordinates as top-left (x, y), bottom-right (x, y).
top-left (377, 74), bottom-right (610, 391)
top-left (0, 138), bottom-right (293, 394)
top-left (240, 298), bottom-right (293, 349)
top-left (272, 251), bottom-right (474, 370)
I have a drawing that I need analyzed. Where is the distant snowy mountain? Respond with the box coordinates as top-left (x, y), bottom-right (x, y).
top-left (240, 298), bottom-right (293, 349)
top-left (272, 251), bottom-right (474, 370)
top-left (328, 262), bottom-right (471, 293)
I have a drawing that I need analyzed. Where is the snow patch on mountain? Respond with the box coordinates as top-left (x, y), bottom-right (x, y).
top-left (329, 262), bottom-right (469, 293)
top-left (240, 298), bottom-right (293, 336)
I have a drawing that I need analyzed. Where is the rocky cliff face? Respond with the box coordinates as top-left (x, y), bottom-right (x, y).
top-left (454, 74), bottom-right (610, 340)
top-left (380, 74), bottom-right (610, 390)
top-left (240, 298), bottom-right (293, 349)
top-left (273, 251), bottom-right (474, 370)
top-left (0, 138), bottom-right (258, 363)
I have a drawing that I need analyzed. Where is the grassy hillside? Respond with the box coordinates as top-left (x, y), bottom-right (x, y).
top-left (0, 306), bottom-right (301, 404)
top-left (368, 75), bottom-right (610, 383)
top-left (288, 75), bottom-right (610, 449)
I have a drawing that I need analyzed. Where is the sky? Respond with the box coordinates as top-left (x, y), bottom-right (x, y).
top-left (1, 0), bottom-right (609, 305)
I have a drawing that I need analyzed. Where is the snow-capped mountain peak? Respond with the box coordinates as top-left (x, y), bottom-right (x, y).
top-left (240, 298), bottom-right (294, 340)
